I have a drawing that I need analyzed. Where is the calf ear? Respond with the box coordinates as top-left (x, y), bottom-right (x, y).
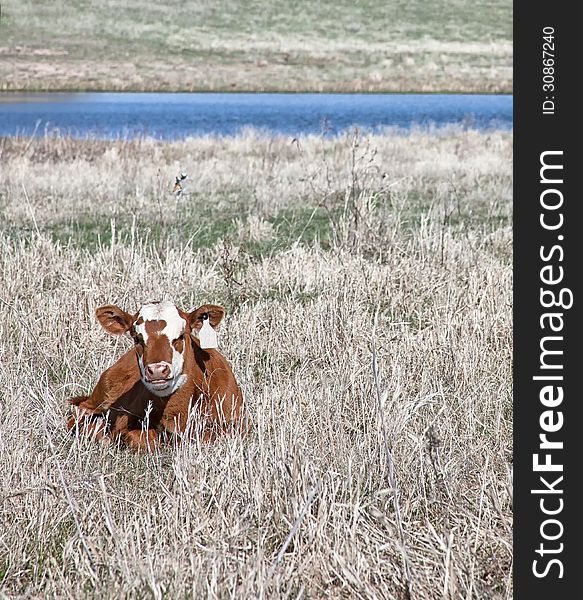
top-left (95, 305), bottom-right (134, 335)
top-left (188, 304), bottom-right (226, 331)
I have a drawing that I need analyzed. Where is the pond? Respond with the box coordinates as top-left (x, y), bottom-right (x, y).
top-left (0, 92), bottom-right (512, 139)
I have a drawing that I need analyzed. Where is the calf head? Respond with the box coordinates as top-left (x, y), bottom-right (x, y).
top-left (95, 300), bottom-right (225, 396)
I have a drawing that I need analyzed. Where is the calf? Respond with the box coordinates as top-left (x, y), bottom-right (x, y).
top-left (67, 300), bottom-right (245, 451)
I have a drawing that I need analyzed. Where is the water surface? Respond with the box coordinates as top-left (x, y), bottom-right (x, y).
top-left (0, 92), bottom-right (512, 139)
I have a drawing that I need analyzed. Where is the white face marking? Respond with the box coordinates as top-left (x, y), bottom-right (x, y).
top-left (133, 301), bottom-right (188, 397)
top-left (170, 344), bottom-right (184, 383)
top-left (134, 300), bottom-right (186, 343)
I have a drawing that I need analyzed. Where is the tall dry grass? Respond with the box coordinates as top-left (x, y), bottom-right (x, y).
top-left (0, 129), bottom-right (512, 599)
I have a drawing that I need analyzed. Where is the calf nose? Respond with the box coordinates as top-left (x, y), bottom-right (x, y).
top-left (145, 362), bottom-right (171, 380)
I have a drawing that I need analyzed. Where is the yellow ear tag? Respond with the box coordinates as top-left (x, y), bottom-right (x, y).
top-left (199, 315), bottom-right (218, 349)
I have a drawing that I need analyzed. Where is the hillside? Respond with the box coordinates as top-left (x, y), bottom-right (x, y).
top-left (0, 0), bottom-right (512, 92)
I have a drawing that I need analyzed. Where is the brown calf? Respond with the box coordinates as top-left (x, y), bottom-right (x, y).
top-left (67, 300), bottom-right (245, 451)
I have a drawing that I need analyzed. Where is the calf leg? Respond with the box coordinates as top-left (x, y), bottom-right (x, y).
top-left (123, 428), bottom-right (159, 452)
top-left (67, 402), bottom-right (109, 442)
top-left (67, 349), bottom-right (141, 435)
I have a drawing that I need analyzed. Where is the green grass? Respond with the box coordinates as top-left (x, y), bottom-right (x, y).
top-left (11, 191), bottom-right (509, 261)
top-left (43, 213), bottom-right (238, 251)
top-left (21, 205), bottom-right (336, 257)
top-left (1, 1), bottom-right (512, 45)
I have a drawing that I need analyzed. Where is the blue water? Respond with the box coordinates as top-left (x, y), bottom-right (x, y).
top-left (0, 92), bottom-right (512, 139)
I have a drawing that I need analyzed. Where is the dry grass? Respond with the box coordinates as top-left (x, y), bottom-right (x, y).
top-left (0, 1), bottom-right (512, 93)
top-left (0, 128), bottom-right (512, 598)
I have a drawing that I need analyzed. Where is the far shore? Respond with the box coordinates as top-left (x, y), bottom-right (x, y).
top-left (0, 69), bottom-right (512, 95)
top-left (1, 0), bottom-right (512, 95)
top-left (0, 88), bottom-right (513, 97)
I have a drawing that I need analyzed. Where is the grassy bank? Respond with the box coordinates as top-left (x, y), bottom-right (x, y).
top-left (0, 1), bottom-right (512, 93)
top-left (0, 129), bottom-right (512, 598)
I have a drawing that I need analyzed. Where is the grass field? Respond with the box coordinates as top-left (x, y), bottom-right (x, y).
top-left (0, 128), bottom-right (512, 598)
top-left (0, 0), bottom-right (512, 93)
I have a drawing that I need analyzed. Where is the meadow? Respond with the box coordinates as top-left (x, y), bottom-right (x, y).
top-left (0, 0), bottom-right (512, 93)
top-left (0, 128), bottom-right (512, 598)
